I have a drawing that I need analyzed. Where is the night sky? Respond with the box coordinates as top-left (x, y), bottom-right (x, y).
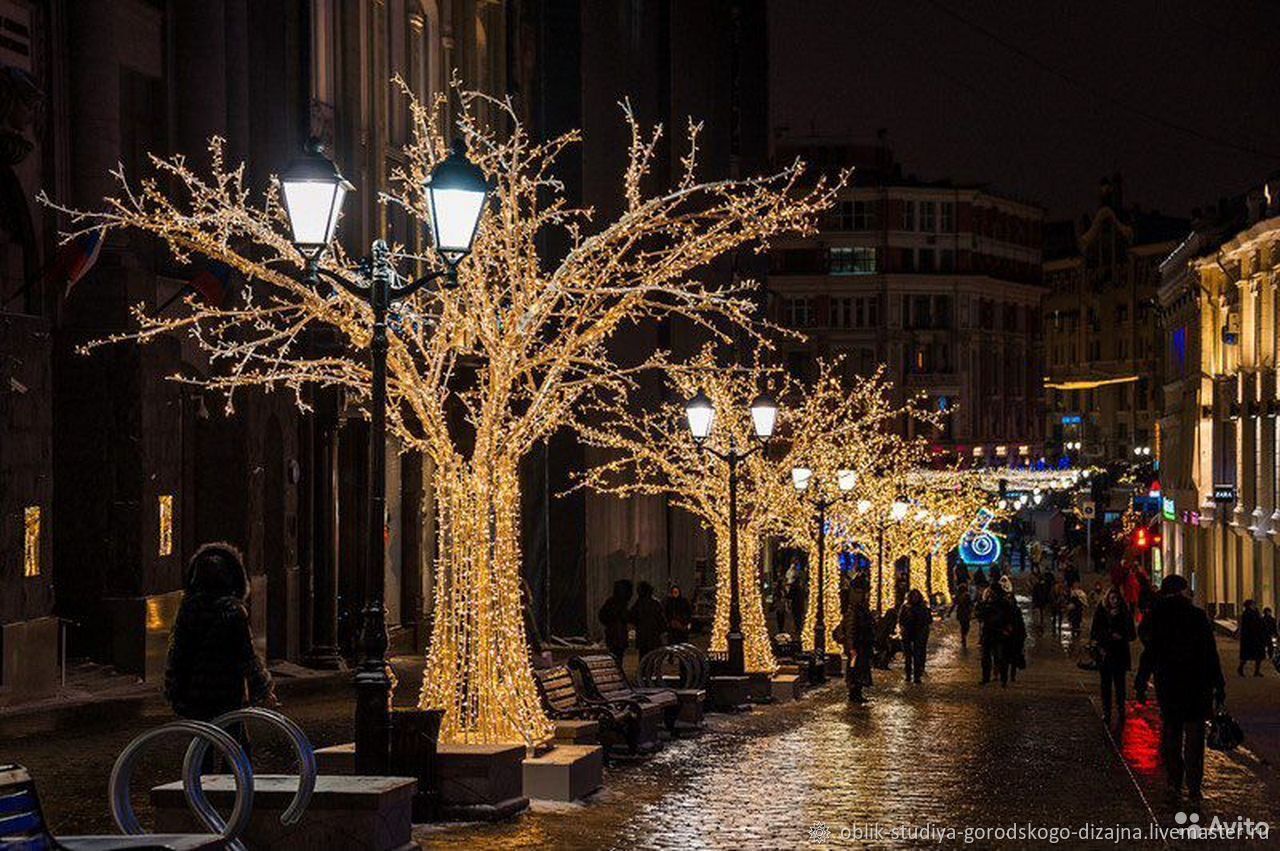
top-left (769, 0), bottom-right (1280, 218)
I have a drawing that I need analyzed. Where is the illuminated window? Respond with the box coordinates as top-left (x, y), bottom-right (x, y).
top-left (23, 506), bottom-right (39, 577)
top-left (159, 495), bottom-right (174, 557)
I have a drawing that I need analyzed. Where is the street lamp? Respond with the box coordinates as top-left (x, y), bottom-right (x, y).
top-left (790, 466), bottom-right (856, 661)
top-left (685, 389), bottom-right (777, 674)
top-left (280, 137), bottom-right (489, 775)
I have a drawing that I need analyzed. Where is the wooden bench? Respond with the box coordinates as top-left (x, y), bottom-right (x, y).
top-left (0, 764), bottom-right (226, 850)
top-left (533, 665), bottom-right (645, 756)
top-left (569, 654), bottom-right (678, 738)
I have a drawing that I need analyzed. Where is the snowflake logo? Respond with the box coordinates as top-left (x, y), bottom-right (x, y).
top-left (808, 823), bottom-right (832, 843)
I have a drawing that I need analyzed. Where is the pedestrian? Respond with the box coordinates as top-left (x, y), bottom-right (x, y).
top-left (952, 582), bottom-right (973, 649)
top-left (972, 567), bottom-right (988, 592)
top-left (1262, 607), bottom-right (1278, 659)
top-left (838, 580), bottom-right (875, 703)
top-left (165, 543), bottom-right (275, 768)
top-left (788, 563), bottom-right (806, 636)
top-left (953, 561), bottom-right (970, 589)
top-left (976, 585), bottom-right (1004, 684)
top-left (1091, 587), bottom-right (1136, 727)
top-left (1134, 575), bottom-right (1226, 804)
top-left (1031, 571), bottom-right (1051, 630)
top-left (629, 581), bottom-right (667, 659)
top-left (771, 581), bottom-right (787, 635)
top-left (1067, 582), bottom-right (1088, 634)
top-left (1237, 599), bottom-right (1267, 677)
top-left (899, 589), bottom-right (931, 683)
top-left (999, 575), bottom-right (1027, 685)
top-left (664, 583), bottom-right (693, 645)
top-left (1050, 580), bottom-right (1067, 633)
top-left (598, 578), bottom-right (633, 663)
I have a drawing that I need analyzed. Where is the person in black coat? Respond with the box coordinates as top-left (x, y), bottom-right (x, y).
top-left (1237, 599), bottom-right (1267, 677)
top-left (1090, 587), bottom-right (1136, 726)
top-left (1134, 575), bottom-right (1226, 803)
top-left (629, 581), bottom-right (667, 659)
top-left (165, 543), bottom-right (274, 724)
top-left (1263, 607), bottom-right (1278, 660)
top-left (839, 582), bottom-right (876, 703)
top-left (664, 584), bottom-right (693, 645)
top-left (1000, 576), bottom-right (1028, 684)
top-left (598, 579), bottom-right (633, 662)
top-left (898, 589), bottom-right (932, 683)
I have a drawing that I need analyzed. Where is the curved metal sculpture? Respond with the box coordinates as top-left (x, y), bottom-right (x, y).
top-left (109, 719), bottom-right (254, 843)
top-left (182, 707), bottom-right (317, 832)
top-left (637, 643), bottom-right (709, 689)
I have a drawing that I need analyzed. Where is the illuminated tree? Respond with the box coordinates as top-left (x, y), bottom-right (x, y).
top-left (46, 84), bottom-right (837, 745)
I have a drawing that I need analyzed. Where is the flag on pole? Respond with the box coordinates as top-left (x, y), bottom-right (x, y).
top-left (45, 229), bottom-right (104, 296)
top-left (188, 260), bottom-right (234, 308)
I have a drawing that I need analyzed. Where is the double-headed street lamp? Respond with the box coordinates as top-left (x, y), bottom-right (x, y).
top-left (685, 389), bottom-right (778, 675)
top-left (790, 467), bottom-right (857, 659)
top-left (858, 494), bottom-right (911, 612)
top-left (280, 137), bottom-right (490, 774)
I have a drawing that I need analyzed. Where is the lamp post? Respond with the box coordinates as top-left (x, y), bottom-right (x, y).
top-left (872, 497), bottom-right (911, 613)
top-left (685, 389), bottom-right (778, 675)
top-left (280, 137), bottom-right (490, 774)
top-left (791, 467), bottom-right (857, 659)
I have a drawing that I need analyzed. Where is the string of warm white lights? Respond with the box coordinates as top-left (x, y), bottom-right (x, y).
top-left (47, 81), bottom-right (840, 745)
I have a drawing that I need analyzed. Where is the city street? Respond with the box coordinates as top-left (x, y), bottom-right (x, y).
top-left (8, 595), bottom-right (1278, 848)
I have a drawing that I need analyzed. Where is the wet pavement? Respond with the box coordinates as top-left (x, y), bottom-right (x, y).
top-left (4, 593), bottom-right (1280, 848)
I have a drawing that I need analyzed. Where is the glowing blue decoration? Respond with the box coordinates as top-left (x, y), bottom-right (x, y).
top-left (959, 531), bottom-right (1002, 566)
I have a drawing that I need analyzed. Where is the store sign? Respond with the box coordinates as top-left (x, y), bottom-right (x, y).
top-left (1181, 510), bottom-right (1201, 525)
top-left (1212, 484), bottom-right (1237, 504)
top-left (1162, 497), bottom-right (1176, 521)
top-left (1061, 415), bottom-right (1082, 425)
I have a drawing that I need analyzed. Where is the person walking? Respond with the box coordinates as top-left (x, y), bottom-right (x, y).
top-left (664, 583), bottom-right (693, 645)
top-left (1067, 582), bottom-right (1088, 634)
top-left (629, 581), bottom-right (667, 659)
top-left (1091, 587), bottom-right (1136, 726)
top-left (598, 579), bottom-right (633, 663)
top-left (787, 564), bottom-right (807, 636)
top-left (1031, 571), bottom-right (1052, 631)
top-left (1237, 599), bottom-right (1267, 677)
top-left (165, 543), bottom-right (275, 767)
top-left (999, 575), bottom-right (1027, 685)
top-left (1262, 606), bottom-right (1278, 660)
top-left (899, 589), bottom-right (932, 683)
top-left (976, 584), bottom-right (1006, 685)
top-left (1134, 575), bottom-right (1226, 804)
top-left (839, 581), bottom-right (875, 703)
top-left (953, 582), bottom-right (973, 649)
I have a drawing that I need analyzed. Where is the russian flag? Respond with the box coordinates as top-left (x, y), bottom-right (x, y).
top-left (45, 229), bottom-right (104, 295)
top-left (189, 260), bottom-right (234, 308)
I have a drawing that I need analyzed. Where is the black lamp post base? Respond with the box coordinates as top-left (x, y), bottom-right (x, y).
top-left (727, 631), bottom-right (746, 676)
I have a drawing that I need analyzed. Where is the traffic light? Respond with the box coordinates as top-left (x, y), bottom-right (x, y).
top-left (1134, 528), bottom-right (1149, 549)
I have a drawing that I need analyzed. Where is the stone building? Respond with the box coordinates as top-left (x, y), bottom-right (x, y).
top-left (1158, 183), bottom-right (1280, 619)
top-left (0, 0), bottom-right (511, 691)
top-left (1042, 176), bottom-right (1187, 465)
top-left (766, 139), bottom-right (1045, 464)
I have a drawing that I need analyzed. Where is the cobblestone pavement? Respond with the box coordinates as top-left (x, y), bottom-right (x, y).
top-left (4, 595), bottom-right (1279, 849)
top-left (422, 599), bottom-right (1280, 849)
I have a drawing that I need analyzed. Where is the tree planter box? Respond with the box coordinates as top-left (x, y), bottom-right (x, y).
top-left (553, 719), bottom-right (600, 744)
top-left (434, 743), bottom-right (529, 821)
top-left (522, 744), bottom-right (603, 802)
top-left (770, 673), bottom-right (803, 702)
top-left (706, 675), bottom-right (751, 712)
top-left (152, 774), bottom-right (416, 851)
top-left (747, 671), bottom-right (774, 703)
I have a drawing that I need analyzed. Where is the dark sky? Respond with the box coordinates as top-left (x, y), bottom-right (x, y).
top-left (769, 0), bottom-right (1280, 219)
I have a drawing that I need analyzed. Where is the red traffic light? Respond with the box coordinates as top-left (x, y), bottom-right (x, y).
top-left (1134, 528), bottom-right (1149, 549)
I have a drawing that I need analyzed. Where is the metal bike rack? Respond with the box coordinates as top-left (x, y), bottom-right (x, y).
top-left (181, 707), bottom-right (317, 832)
top-left (109, 719), bottom-right (254, 844)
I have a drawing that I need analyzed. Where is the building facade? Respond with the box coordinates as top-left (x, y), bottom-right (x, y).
top-left (1159, 185), bottom-right (1280, 619)
top-left (0, 0), bottom-right (510, 696)
top-left (766, 140), bottom-right (1045, 463)
top-left (1042, 177), bottom-right (1187, 466)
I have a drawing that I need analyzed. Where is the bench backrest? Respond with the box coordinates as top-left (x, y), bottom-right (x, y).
top-left (534, 665), bottom-right (582, 714)
top-left (573, 654), bottom-right (634, 701)
top-left (0, 766), bottom-right (55, 851)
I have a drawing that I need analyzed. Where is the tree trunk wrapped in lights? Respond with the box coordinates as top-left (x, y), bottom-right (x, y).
top-left (46, 83), bottom-right (839, 745)
top-left (708, 526), bottom-right (775, 672)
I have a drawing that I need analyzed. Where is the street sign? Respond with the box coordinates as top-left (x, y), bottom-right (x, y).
top-left (1212, 484), bottom-right (1237, 504)
top-left (1081, 501), bottom-right (1096, 519)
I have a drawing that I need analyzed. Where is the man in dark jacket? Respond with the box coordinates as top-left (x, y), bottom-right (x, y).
top-left (952, 583), bottom-right (973, 649)
top-left (165, 543), bottom-right (274, 723)
top-left (629, 581), bottom-right (667, 659)
top-left (899, 589), bottom-right (932, 683)
top-left (598, 579), bottom-right (633, 662)
top-left (664, 584), bottom-right (694, 645)
top-left (1090, 587), bottom-right (1136, 726)
top-left (1134, 575), bottom-right (1225, 803)
top-left (839, 581), bottom-right (875, 703)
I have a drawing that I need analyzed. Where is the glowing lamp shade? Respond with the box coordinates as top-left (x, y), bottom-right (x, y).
top-left (280, 139), bottom-right (352, 259)
top-left (685, 390), bottom-right (715, 442)
top-left (426, 139), bottom-right (490, 257)
top-left (890, 500), bottom-right (910, 522)
top-left (857, 499), bottom-right (872, 514)
top-left (837, 469), bottom-right (858, 491)
top-left (791, 467), bottom-right (813, 492)
top-left (749, 393), bottom-right (778, 440)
